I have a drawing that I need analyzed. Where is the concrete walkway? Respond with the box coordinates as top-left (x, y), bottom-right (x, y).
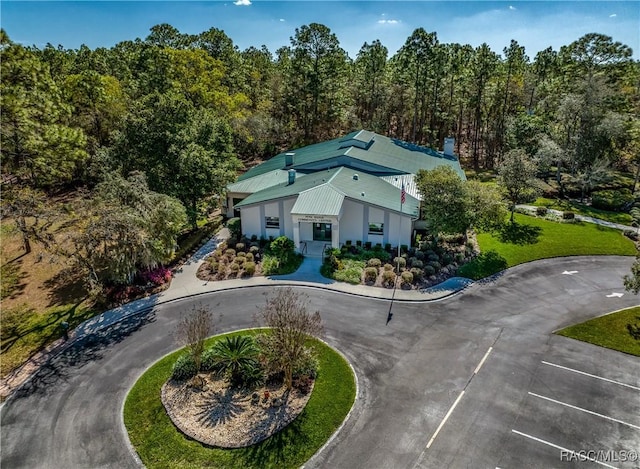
top-left (0, 227), bottom-right (472, 401)
top-left (517, 204), bottom-right (633, 231)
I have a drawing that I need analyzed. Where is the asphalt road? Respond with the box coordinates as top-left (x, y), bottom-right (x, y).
top-left (2, 256), bottom-right (639, 469)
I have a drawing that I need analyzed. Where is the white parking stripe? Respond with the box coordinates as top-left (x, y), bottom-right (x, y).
top-left (425, 390), bottom-right (465, 449)
top-left (474, 347), bottom-right (493, 374)
top-left (511, 429), bottom-right (618, 469)
top-left (541, 361), bottom-right (640, 391)
top-left (528, 392), bottom-right (640, 430)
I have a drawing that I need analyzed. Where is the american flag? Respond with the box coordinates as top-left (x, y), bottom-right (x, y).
top-left (400, 181), bottom-right (406, 205)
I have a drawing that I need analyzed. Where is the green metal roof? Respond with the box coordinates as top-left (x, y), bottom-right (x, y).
top-left (291, 185), bottom-right (345, 216)
top-left (236, 167), bottom-right (420, 217)
top-left (235, 130), bottom-right (465, 184)
top-left (227, 170), bottom-right (303, 194)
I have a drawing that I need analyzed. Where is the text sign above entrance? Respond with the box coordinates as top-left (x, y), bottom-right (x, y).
top-left (294, 215), bottom-right (335, 223)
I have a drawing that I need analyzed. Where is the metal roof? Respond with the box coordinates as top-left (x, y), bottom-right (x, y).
top-left (227, 170), bottom-right (305, 194)
top-left (291, 185), bottom-right (345, 216)
top-left (235, 130), bottom-right (465, 184)
top-left (236, 167), bottom-right (420, 217)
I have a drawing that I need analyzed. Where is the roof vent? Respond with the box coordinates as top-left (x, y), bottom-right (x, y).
top-left (288, 169), bottom-right (296, 185)
top-left (361, 192), bottom-right (365, 197)
top-left (443, 138), bottom-right (455, 157)
top-left (285, 152), bottom-right (295, 166)
top-left (353, 173), bottom-right (359, 180)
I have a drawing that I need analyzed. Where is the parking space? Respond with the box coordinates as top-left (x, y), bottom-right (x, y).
top-left (417, 331), bottom-right (640, 469)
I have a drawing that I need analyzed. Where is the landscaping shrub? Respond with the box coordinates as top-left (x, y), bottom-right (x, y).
top-left (235, 242), bottom-right (246, 251)
top-left (237, 251), bottom-right (246, 258)
top-left (428, 260), bottom-right (441, 272)
top-left (383, 263), bottom-right (394, 271)
top-left (235, 256), bottom-right (245, 265)
top-left (356, 240), bottom-right (362, 247)
top-left (207, 260), bottom-right (219, 273)
top-left (250, 234), bottom-right (258, 242)
top-left (200, 347), bottom-right (217, 372)
top-left (427, 252), bottom-right (440, 262)
top-left (172, 353), bottom-right (198, 381)
top-left (245, 252), bottom-right (254, 262)
top-left (592, 189), bottom-right (634, 211)
top-left (261, 255), bottom-right (280, 275)
top-left (249, 245), bottom-right (260, 254)
top-left (333, 260), bottom-right (364, 284)
top-left (225, 248), bottom-right (236, 258)
top-left (138, 266), bottom-right (172, 286)
top-left (364, 267), bottom-right (378, 282)
top-left (385, 243), bottom-right (392, 252)
top-left (269, 236), bottom-right (295, 263)
top-left (415, 250), bottom-right (425, 261)
top-left (382, 270), bottom-right (396, 287)
top-left (393, 257), bottom-right (407, 270)
top-left (367, 258), bottom-right (382, 268)
top-left (410, 267), bottom-right (423, 282)
top-left (364, 241), bottom-right (372, 250)
top-left (400, 244), bottom-right (408, 253)
top-left (423, 265), bottom-right (435, 276)
top-left (345, 240), bottom-right (352, 246)
top-left (293, 348), bottom-right (320, 380)
top-left (536, 206), bottom-right (548, 216)
top-left (562, 211), bottom-right (575, 220)
top-left (244, 261), bottom-right (256, 276)
top-left (441, 254), bottom-right (453, 266)
top-left (455, 253), bottom-right (465, 264)
top-left (401, 271), bottom-right (414, 285)
top-left (227, 217), bottom-right (241, 240)
top-left (624, 230), bottom-right (639, 241)
top-left (229, 262), bottom-right (240, 272)
top-left (410, 259), bottom-right (423, 269)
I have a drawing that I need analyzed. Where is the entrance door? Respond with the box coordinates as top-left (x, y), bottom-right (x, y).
top-left (313, 223), bottom-right (332, 241)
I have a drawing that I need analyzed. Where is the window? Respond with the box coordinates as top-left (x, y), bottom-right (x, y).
top-left (368, 222), bottom-right (383, 235)
top-left (265, 216), bottom-right (280, 229)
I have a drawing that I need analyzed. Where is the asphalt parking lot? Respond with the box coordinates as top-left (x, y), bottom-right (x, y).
top-left (416, 331), bottom-right (640, 469)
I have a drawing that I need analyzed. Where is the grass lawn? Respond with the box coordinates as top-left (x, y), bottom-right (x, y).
top-left (557, 306), bottom-right (640, 356)
top-left (459, 213), bottom-right (636, 279)
top-left (124, 331), bottom-right (356, 469)
top-left (1, 301), bottom-right (96, 377)
top-left (532, 197), bottom-right (633, 225)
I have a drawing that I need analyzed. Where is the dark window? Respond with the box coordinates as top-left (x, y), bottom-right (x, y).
top-left (265, 216), bottom-right (280, 229)
top-left (368, 223), bottom-right (383, 235)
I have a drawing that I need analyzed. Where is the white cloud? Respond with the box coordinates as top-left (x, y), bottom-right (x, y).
top-left (279, 18), bottom-right (285, 22)
top-left (378, 19), bottom-right (400, 24)
top-left (509, 5), bottom-right (516, 10)
top-left (233, 0), bottom-right (251, 6)
top-left (609, 13), bottom-right (617, 17)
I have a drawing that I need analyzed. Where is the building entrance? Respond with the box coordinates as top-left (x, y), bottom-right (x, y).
top-left (313, 223), bottom-right (332, 241)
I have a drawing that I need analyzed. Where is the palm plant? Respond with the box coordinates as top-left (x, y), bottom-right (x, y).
top-left (210, 335), bottom-right (261, 387)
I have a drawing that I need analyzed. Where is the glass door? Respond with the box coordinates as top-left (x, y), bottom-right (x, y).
top-left (313, 223), bottom-right (332, 241)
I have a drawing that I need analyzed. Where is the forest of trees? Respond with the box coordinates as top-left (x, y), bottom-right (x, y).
top-left (1, 23), bottom-right (639, 287)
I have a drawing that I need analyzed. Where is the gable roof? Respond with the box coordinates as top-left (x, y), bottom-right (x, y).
top-left (236, 130), bottom-right (464, 184)
top-left (236, 167), bottom-right (420, 217)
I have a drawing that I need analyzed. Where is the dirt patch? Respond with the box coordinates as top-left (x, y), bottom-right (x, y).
top-left (161, 375), bottom-right (313, 448)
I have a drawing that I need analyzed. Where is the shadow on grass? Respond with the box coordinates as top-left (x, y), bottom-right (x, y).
top-left (43, 267), bottom-right (88, 308)
top-left (498, 223), bottom-right (542, 245)
top-left (458, 250), bottom-right (508, 281)
top-left (12, 310), bottom-right (155, 400)
top-left (240, 408), bottom-right (311, 467)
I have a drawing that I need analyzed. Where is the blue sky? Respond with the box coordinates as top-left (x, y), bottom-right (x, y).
top-left (2, 1), bottom-right (639, 59)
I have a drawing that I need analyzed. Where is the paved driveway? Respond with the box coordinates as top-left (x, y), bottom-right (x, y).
top-left (2, 256), bottom-right (639, 469)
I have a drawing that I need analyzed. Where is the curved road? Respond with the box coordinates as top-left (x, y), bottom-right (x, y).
top-left (2, 256), bottom-right (639, 468)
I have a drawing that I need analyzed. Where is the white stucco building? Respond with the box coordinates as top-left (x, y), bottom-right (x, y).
top-left (225, 130), bottom-right (464, 251)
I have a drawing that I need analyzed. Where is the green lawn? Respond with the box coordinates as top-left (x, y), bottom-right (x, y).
top-left (557, 306), bottom-right (640, 356)
top-left (124, 331), bottom-right (356, 469)
top-left (0, 302), bottom-right (96, 378)
top-left (459, 213), bottom-right (635, 279)
top-left (532, 197), bottom-right (633, 225)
